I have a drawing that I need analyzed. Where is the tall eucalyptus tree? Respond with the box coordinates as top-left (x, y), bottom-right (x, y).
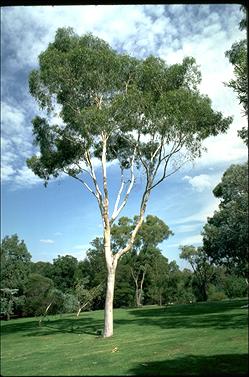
top-left (27, 27), bottom-right (232, 337)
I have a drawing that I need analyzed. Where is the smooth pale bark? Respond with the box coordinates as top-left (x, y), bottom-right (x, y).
top-left (39, 301), bottom-right (52, 326)
top-left (103, 268), bottom-right (116, 337)
top-left (76, 301), bottom-right (89, 317)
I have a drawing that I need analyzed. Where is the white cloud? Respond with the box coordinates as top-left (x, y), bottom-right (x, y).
top-left (1, 165), bottom-right (16, 181)
top-left (183, 174), bottom-right (213, 192)
top-left (1, 4), bottom-right (246, 191)
top-left (175, 223), bottom-right (201, 233)
top-left (40, 239), bottom-right (55, 244)
top-left (179, 234), bottom-right (203, 246)
top-left (174, 198), bottom-right (219, 225)
top-left (14, 166), bottom-right (43, 188)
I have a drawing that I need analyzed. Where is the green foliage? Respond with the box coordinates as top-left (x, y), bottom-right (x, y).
top-left (179, 245), bottom-right (215, 301)
top-left (0, 288), bottom-right (19, 320)
top-left (225, 6), bottom-right (248, 144)
top-left (202, 163), bottom-right (248, 277)
top-left (31, 261), bottom-right (53, 278)
top-left (0, 234), bottom-right (31, 294)
top-left (114, 260), bottom-right (135, 308)
top-left (24, 273), bottom-right (54, 316)
top-left (222, 274), bottom-right (248, 298)
top-left (27, 27), bottom-right (232, 185)
top-left (50, 254), bottom-right (78, 292)
top-left (207, 285), bottom-right (227, 301)
top-left (62, 293), bottom-right (78, 313)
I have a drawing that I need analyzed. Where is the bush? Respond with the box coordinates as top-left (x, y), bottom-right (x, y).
top-left (208, 285), bottom-right (227, 301)
top-left (223, 275), bottom-right (248, 298)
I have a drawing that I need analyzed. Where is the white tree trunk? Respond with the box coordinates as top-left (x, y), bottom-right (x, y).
top-left (103, 268), bottom-right (116, 337)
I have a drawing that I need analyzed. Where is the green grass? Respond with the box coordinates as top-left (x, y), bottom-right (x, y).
top-left (1, 298), bottom-right (248, 376)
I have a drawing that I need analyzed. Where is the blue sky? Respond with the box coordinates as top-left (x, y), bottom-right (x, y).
top-left (1, 4), bottom-right (247, 269)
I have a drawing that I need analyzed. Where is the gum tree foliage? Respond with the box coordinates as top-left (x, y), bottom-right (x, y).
top-left (111, 215), bottom-right (173, 307)
top-left (225, 6), bottom-right (248, 144)
top-left (0, 288), bottom-right (19, 320)
top-left (24, 273), bottom-right (55, 317)
top-left (0, 234), bottom-right (31, 294)
top-left (50, 255), bottom-right (78, 293)
top-left (179, 245), bottom-right (215, 302)
top-left (27, 28), bottom-right (232, 337)
top-left (202, 163), bottom-right (248, 278)
top-left (147, 251), bottom-right (170, 306)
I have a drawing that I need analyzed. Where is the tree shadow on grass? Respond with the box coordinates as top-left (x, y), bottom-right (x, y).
top-left (129, 353), bottom-right (248, 376)
top-left (1, 317), bottom-right (104, 337)
top-left (115, 312), bottom-right (247, 331)
top-left (129, 299), bottom-right (248, 319)
top-left (123, 300), bottom-right (248, 331)
top-left (1, 300), bottom-right (247, 338)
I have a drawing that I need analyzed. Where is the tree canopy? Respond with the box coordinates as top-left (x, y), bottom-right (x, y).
top-left (0, 234), bottom-right (31, 294)
top-left (225, 6), bottom-right (248, 144)
top-left (28, 27), bottom-right (232, 189)
top-left (202, 163), bottom-right (248, 277)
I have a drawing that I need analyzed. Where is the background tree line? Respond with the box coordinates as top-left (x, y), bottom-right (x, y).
top-left (1, 197), bottom-right (247, 321)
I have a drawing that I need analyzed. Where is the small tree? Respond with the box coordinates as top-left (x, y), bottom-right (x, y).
top-left (0, 288), bottom-right (19, 320)
top-left (27, 28), bottom-right (232, 337)
top-left (180, 245), bottom-right (215, 302)
top-left (147, 252), bottom-right (169, 306)
top-left (112, 215), bottom-right (172, 307)
top-left (1, 234), bottom-right (31, 294)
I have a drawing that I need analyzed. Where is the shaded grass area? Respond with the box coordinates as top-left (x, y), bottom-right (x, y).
top-left (1, 299), bottom-right (248, 376)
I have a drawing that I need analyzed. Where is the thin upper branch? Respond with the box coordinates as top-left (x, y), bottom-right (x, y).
top-left (111, 168), bottom-right (125, 221)
top-left (110, 145), bottom-right (137, 224)
top-left (84, 150), bottom-right (104, 215)
top-left (63, 169), bottom-right (98, 199)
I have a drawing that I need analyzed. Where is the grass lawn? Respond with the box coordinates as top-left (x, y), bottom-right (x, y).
top-left (1, 298), bottom-right (248, 376)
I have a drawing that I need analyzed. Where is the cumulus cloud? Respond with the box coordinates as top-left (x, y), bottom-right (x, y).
top-left (183, 174), bottom-right (214, 192)
top-left (1, 4), bottom-right (247, 191)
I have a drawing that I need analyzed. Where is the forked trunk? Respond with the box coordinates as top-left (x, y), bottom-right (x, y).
top-left (103, 268), bottom-right (116, 337)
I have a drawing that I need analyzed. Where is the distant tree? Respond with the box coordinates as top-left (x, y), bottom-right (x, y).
top-left (225, 6), bottom-right (248, 144)
top-left (62, 293), bottom-right (78, 314)
top-left (114, 259), bottom-right (135, 308)
top-left (0, 288), bottom-right (19, 320)
top-left (24, 273), bottom-right (55, 317)
top-left (0, 234), bottom-right (31, 294)
top-left (39, 288), bottom-right (65, 325)
top-left (85, 238), bottom-right (107, 288)
top-left (27, 27), bottom-right (232, 337)
top-left (112, 215), bottom-right (173, 307)
top-left (75, 278), bottom-right (104, 316)
top-left (147, 252), bottom-right (169, 306)
top-left (180, 245), bottom-right (215, 301)
top-left (51, 255), bottom-right (78, 292)
top-left (164, 261), bottom-right (182, 303)
top-left (31, 261), bottom-right (53, 279)
top-left (202, 163), bottom-right (248, 279)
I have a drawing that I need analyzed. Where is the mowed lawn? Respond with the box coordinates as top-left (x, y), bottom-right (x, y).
top-left (1, 299), bottom-right (248, 376)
